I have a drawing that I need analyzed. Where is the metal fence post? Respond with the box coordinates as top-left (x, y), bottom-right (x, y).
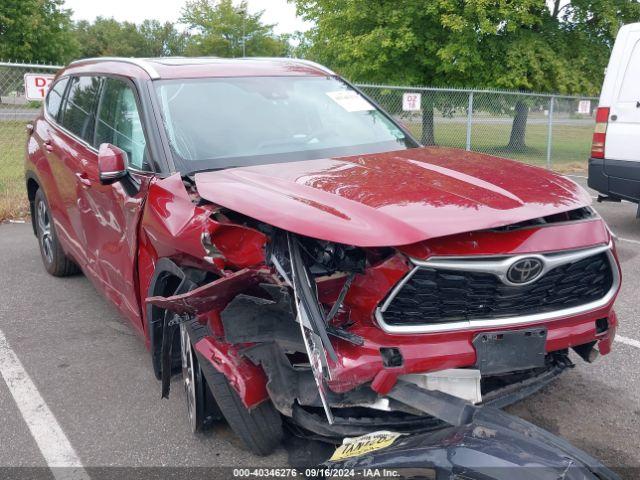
top-left (546, 96), bottom-right (555, 169)
top-left (465, 91), bottom-right (473, 151)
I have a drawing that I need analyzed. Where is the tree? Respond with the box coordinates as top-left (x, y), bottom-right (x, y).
top-left (495, 1), bottom-right (640, 150)
top-left (293, 0), bottom-right (546, 145)
top-left (74, 18), bottom-right (145, 58)
top-left (292, 0), bottom-right (640, 149)
top-left (73, 18), bottom-right (188, 58)
top-left (139, 20), bottom-right (189, 57)
top-left (180, 0), bottom-right (289, 57)
top-left (0, 0), bottom-right (78, 63)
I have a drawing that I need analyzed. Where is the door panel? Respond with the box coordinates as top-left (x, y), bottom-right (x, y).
top-left (80, 174), bottom-right (150, 332)
top-left (79, 77), bottom-right (152, 332)
top-left (44, 76), bottom-right (101, 267)
top-left (607, 34), bottom-right (640, 164)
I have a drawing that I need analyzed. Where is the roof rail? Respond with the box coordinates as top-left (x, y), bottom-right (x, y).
top-left (238, 57), bottom-right (335, 75)
top-left (67, 57), bottom-right (160, 79)
top-left (286, 58), bottom-right (336, 75)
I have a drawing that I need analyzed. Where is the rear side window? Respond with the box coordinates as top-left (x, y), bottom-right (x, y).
top-left (59, 76), bottom-right (101, 143)
top-left (45, 77), bottom-right (69, 120)
top-left (619, 40), bottom-right (640, 102)
top-left (95, 78), bottom-right (148, 170)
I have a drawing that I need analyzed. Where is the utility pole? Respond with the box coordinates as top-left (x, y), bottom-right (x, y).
top-left (242, 7), bottom-right (246, 57)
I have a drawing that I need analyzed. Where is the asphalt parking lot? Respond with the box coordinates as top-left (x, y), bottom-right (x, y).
top-left (0, 174), bottom-right (639, 479)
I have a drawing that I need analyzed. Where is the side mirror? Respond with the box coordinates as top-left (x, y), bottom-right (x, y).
top-left (98, 143), bottom-right (128, 185)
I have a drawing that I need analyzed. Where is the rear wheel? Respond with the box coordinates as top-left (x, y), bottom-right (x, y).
top-left (34, 189), bottom-right (79, 277)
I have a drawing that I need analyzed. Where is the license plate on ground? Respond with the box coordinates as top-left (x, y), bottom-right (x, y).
top-left (473, 328), bottom-right (547, 375)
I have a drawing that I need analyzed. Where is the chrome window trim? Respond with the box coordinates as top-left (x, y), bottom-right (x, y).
top-left (375, 243), bottom-right (619, 334)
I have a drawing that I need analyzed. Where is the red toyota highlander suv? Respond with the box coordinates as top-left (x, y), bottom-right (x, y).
top-left (25, 57), bottom-right (620, 456)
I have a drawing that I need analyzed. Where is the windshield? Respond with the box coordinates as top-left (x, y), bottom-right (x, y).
top-left (154, 76), bottom-right (414, 173)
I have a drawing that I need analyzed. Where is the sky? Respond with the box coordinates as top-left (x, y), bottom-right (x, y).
top-left (62, 0), bottom-right (312, 35)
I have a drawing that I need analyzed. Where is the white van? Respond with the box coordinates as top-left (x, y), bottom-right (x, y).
top-left (589, 22), bottom-right (640, 214)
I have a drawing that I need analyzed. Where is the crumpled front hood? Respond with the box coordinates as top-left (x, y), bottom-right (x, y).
top-left (194, 147), bottom-right (592, 247)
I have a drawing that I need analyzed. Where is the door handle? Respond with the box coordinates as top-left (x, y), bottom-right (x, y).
top-left (75, 172), bottom-right (92, 188)
top-left (43, 139), bottom-right (54, 152)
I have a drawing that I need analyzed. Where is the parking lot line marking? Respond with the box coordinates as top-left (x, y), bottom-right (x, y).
top-left (617, 236), bottom-right (640, 246)
top-left (565, 174), bottom-right (588, 179)
top-left (0, 329), bottom-right (90, 480)
top-left (615, 334), bottom-right (640, 349)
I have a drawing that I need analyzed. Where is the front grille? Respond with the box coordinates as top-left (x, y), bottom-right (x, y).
top-left (382, 252), bottom-right (613, 326)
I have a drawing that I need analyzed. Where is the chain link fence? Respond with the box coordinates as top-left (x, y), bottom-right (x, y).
top-left (357, 84), bottom-right (598, 172)
top-left (0, 61), bottom-right (598, 221)
top-left (0, 61), bottom-right (61, 220)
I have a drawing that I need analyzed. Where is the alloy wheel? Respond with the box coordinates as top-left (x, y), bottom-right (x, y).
top-left (36, 199), bottom-right (53, 264)
top-left (180, 322), bottom-right (198, 432)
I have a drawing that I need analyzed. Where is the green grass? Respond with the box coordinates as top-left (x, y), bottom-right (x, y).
top-left (0, 121), bottom-right (29, 221)
top-left (407, 121), bottom-right (592, 172)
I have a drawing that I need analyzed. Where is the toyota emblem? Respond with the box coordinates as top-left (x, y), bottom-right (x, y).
top-left (507, 258), bottom-right (544, 284)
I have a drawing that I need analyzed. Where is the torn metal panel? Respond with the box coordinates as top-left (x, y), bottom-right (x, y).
top-left (193, 336), bottom-right (270, 409)
top-left (146, 268), bottom-right (271, 316)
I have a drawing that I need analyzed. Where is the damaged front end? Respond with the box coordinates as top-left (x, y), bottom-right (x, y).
top-left (140, 164), bottom-right (619, 474)
top-left (145, 206), bottom-right (585, 439)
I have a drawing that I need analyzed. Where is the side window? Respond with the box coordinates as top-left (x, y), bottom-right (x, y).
top-left (95, 78), bottom-right (148, 170)
top-left (619, 40), bottom-right (640, 103)
top-left (45, 77), bottom-right (69, 120)
top-left (59, 76), bottom-right (101, 143)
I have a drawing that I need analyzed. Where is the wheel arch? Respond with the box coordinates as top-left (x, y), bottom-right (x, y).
top-left (145, 257), bottom-right (188, 380)
top-left (25, 173), bottom-right (41, 236)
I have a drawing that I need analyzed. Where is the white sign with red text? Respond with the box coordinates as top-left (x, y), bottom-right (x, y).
top-left (402, 92), bottom-right (421, 111)
top-left (577, 100), bottom-right (591, 115)
top-left (24, 74), bottom-right (55, 101)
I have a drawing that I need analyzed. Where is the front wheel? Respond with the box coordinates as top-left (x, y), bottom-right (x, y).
top-left (185, 318), bottom-right (284, 455)
top-left (180, 322), bottom-right (218, 433)
top-left (34, 189), bottom-right (79, 277)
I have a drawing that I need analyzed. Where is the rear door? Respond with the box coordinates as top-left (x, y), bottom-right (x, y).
top-left (38, 77), bottom-right (77, 254)
top-left (78, 76), bottom-right (152, 332)
top-left (49, 75), bottom-right (102, 267)
top-left (605, 25), bottom-right (640, 165)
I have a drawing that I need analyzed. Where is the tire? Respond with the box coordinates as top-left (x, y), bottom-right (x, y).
top-left (186, 318), bottom-right (284, 456)
top-left (34, 188), bottom-right (79, 277)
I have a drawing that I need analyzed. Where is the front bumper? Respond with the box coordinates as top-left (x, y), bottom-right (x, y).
top-left (329, 309), bottom-right (616, 394)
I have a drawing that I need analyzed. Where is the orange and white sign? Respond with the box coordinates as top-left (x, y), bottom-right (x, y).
top-left (24, 74), bottom-right (55, 101)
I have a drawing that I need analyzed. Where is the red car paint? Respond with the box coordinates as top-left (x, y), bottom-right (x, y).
top-left (25, 57), bottom-right (620, 414)
top-left (194, 148), bottom-right (592, 247)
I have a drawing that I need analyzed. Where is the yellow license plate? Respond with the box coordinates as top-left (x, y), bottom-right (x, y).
top-left (330, 431), bottom-right (403, 461)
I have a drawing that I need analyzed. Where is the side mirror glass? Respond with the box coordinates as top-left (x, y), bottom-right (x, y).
top-left (98, 143), bottom-right (128, 185)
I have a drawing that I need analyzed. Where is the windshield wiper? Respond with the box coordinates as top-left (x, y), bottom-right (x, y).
top-left (184, 166), bottom-right (241, 177)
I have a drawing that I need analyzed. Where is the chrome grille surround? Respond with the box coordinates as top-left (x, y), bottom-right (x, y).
top-left (375, 242), bottom-right (619, 334)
